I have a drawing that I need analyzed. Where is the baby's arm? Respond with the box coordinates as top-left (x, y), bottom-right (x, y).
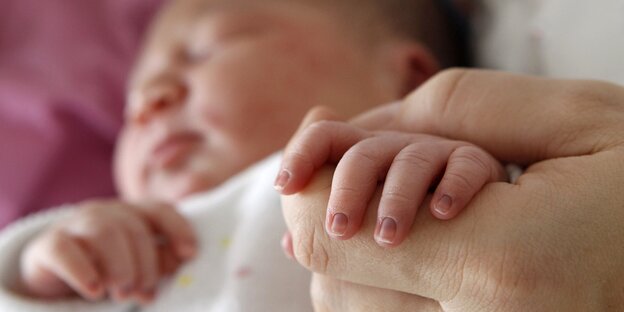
top-left (276, 120), bottom-right (505, 247)
top-left (19, 199), bottom-right (196, 304)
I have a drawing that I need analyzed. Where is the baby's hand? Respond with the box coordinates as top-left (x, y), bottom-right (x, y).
top-left (19, 199), bottom-right (196, 304)
top-left (276, 121), bottom-right (505, 247)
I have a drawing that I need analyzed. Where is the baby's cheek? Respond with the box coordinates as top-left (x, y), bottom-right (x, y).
top-left (114, 128), bottom-right (147, 201)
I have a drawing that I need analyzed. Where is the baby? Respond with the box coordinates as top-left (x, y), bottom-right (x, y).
top-left (0, 0), bottom-right (485, 311)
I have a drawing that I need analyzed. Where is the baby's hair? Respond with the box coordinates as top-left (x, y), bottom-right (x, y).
top-left (316, 0), bottom-right (469, 68)
top-left (154, 0), bottom-right (469, 68)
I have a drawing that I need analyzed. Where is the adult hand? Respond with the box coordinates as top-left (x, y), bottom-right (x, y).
top-left (282, 69), bottom-right (624, 311)
top-left (309, 273), bottom-right (441, 312)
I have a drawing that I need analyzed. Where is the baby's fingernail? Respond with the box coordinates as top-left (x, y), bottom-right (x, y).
top-left (87, 281), bottom-right (104, 298)
top-left (376, 217), bottom-right (397, 245)
top-left (434, 195), bottom-right (453, 216)
top-left (329, 213), bottom-right (348, 237)
top-left (87, 281), bottom-right (101, 292)
top-left (274, 169), bottom-right (291, 192)
top-left (178, 242), bottom-right (197, 259)
top-left (111, 285), bottom-right (133, 301)
top-left (139, 288), bottom-right (156, 304)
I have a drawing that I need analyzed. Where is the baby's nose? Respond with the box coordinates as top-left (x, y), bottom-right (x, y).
top-left (131, 77), bottom-right (188, 124)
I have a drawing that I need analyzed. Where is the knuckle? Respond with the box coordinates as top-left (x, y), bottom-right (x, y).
top-left (293, 225), bottom-right (330, 275)
top-left (331, 185), bottom-right (365, 204)
top-left (344, 142), bottom-right (380, 166)
top-left (442, 170), bottom-right (474, 195)
top-left (381, 189), bottom-right (413, 207)
top-left (88, 222), bottom-right (118, 242)
top-left (284, 149), bottom-right (315, 171)
top-left (454, 146), bottom-right (490, 172)
top-left (433, 68), bottom-right (469, 87)
top-left (44, 231), bottom-right (72, 256)
top-left (125, 218), bottom-right (151, 241)
top-left (394, 145), bottom-right (435, 171)
top-left (303, 120), bottom-right (339, 142)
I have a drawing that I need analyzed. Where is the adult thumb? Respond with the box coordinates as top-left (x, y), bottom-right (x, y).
top-left (387, 69), bottom-right (624, 163)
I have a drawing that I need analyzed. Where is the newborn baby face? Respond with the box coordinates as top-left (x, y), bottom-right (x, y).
top-left (115, 0), bottom-right (394, 203)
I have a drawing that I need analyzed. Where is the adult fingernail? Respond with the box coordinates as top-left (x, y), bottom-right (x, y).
top-left (273, 169), bottom-right (291, 192)
top-left (434, 195), bottom-right (453, 216)
top-left (329, 213), bottom-right (348, 237)
top-left (376, 217), bottom-right (397, 245)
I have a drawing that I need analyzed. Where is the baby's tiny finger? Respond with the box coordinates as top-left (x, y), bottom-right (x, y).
top-left (122, 217), bottom-right (159, 296)
top-left (376, 143), bottom-right (448, 247)
top-left (326, 135), bottom-right (410, 240)
top-left (81, 225), bottom-right (135, 300)
top-left (278, 121), bottom-right (369, 195)
top-left (158, 243), bottom-right (181, 276)
top-left (431, 145), bottom-right (506, 220)
top-left (139, 203), bottom-right (197, 262)
top-left (41, 231), bottom-right (104, 300)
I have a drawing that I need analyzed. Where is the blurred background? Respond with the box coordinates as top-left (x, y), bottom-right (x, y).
top-left (0, 0), bottom-right (164, 228)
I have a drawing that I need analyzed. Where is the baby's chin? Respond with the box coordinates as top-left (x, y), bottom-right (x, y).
top-left (149, 171), bottom-right (223, 203)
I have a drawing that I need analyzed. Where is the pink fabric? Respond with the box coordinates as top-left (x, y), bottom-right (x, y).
top-left (0, 0), bottom-right (164, 228)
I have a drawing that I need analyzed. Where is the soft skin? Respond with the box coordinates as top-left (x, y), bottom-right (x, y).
top-left (278, 116), bottom-right (506, 247)
top-left (282, 69), bottom-right (624, 311)
top-left (115, 0), bottom-right (437, 203)
top-left (19, 0), bottom-right (439, 303)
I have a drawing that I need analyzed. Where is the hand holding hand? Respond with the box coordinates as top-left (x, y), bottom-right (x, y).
top-left (282, 69), bottom-right (624, 311)
top-left (278, 118), bottom-right (505, 247)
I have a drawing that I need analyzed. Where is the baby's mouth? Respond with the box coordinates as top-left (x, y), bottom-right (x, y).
top-left (150, 132), bottom-right (203, 170)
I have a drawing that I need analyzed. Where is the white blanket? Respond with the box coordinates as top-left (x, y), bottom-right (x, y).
top-left (0, 154), bottom-right (313, 312)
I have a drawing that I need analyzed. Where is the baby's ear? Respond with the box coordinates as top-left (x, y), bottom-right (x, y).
top-left (381, 42), bottom-right (440, 98)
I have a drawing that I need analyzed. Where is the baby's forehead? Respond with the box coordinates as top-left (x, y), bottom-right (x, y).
top-left (158, 0), bottom-right (338, 31)
top-left (154, 1), bottom-right (336, 44)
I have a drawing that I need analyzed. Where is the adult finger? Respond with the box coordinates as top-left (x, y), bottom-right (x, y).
top-left (393, 69), bottom-right (624, 163)
top-left (310, 274), bottom-right (442, 312)
top-left (349, 101), bottom-right (401, 130)
top-left (284, 148), bottom-right (624, 310)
